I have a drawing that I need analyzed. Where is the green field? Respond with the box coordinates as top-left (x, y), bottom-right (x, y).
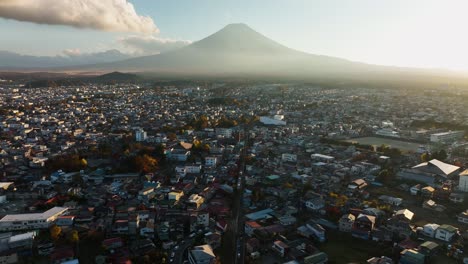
top-left (344, 137), bottom-right (422, 152)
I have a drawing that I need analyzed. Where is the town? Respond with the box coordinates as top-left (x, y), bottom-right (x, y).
top-left (1, 80), bottom-right (468, 264)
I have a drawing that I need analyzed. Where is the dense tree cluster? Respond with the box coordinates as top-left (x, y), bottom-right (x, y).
top-left (376, 144), bottom-right (402, 158)
top-left (421, 149), bottom-right (447, 162)
top-left (207, 97), bottom-right (243, 106)
top-left (45, 154), bottom-right (87, 172)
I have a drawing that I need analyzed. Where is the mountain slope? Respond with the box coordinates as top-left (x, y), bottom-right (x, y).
top-left (63, 23), bottom-right (468, 87)
top-left (81, 23), bottom-right (366, 77)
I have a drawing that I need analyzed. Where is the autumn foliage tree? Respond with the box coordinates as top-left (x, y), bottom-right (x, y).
top-left (68, 230), bottom-right (79, 243)
top-left (45, 154), bottom-right (88, 172)
top-left (50, 225), bottom-right (62, 241)
top-left (134, 154), bottom-right (158, 173)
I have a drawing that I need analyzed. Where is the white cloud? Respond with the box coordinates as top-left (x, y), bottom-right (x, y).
top-left (0, 0), bottom-right (158, 34)
top-left (62, 48), bottom-right (81, 57)
top-left (119, 35), bottom-right (191, 55)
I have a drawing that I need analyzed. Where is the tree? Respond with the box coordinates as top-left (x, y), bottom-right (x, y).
top-left (302, 182), bottom-right (313, 195)
top-left (134, 154), bottom-right (158, 173)
top-left (433, 149), bottom-right (447, 161)
top-left (421, 152), bottom-right (430, 162)
top-left (68, 230), bottom-right (79, 243)
top-left (72, 174), bottom-right (84, 186)
top-left (80, 158), bottom-right (87, 168)
top-left (377, 169), bottom-right (394, 184)
top-left (167, 132), bottom-right (177, 141)
top-left (50, 225), bottom-right (62, 241)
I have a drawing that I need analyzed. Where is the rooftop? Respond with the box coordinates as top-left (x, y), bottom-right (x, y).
top-left (412, 159), bottom-right (460, 176)
top-left (0, 207), bottom-right (68, 222)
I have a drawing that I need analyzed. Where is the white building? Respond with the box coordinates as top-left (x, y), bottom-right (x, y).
top-left (375, 128), bottom-right (400, 138)
top-left (381, 121), bottom-right (394, 128)
top-left (435, 224), bottom-right (458, 242)
top-left (430, 131), bottom-right (464, 143)
top-left (272, 240), bottom-right (289, 257)
top-left (175, 166), bottom-right (187, 177)
top-left (311, 153), bottom-right (335, 162)
top-left (457, 211), bottom-right (468, 224)
top-left (135, 129), bottom-right (147, 142)
top-left (459, 170), bottom-right (468, 192)
top-left (422, 223), bottom-right (439, 238)
top-left (197, 212), bottom-right (210, 227)
top-left (0, 207), bottom-right (68, 231)
top-left (259, 116), bottom-right (286, 126)
top-left (205, 157), bottom-right (217, 167)
top-left (168, 149), bottom-right (190, 161)
top-left (215, 128), bottom-right (233, 138)
top-left (185, 165), bottom-right (202, 174)
top-left (281, 153), bottom-right (297, 163)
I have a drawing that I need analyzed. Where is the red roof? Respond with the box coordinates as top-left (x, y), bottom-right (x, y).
top-left (102, 237), bottom-right (124, 248)
top-left (246, 221), bottom-right (262, 228)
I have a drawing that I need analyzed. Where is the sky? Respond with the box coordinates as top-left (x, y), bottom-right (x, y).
top-left (1, 0), bottom-right (468, 71)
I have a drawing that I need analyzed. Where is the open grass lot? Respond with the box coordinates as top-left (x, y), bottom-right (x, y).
top-left (344, 137), bottom-right (422, 152)
top-left (320, 231), bottom-right (460, 264)
top-left (319, 231), bottom-right (392, 264)
top-left (319, 231), bottom-right (394, 264)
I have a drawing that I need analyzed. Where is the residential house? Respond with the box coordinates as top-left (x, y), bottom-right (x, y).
top-left (272, 240), bottom-right (289, 257)
top-left (338, 214), bottom-right (355, 232)
top-left (352, 214), bottom-right (375, 240)
top-left (399, 249), bottom-right (425, 264)
top-left (304, 197), bottom-right (325, 212)
top-left (305, 221), bottom-right (326, 242)
top-left (410, 184), bottom-right (421, 195)
top-left (348, 179), bottom-right (368, 191)
top-left (386, 209), bottom-right (414, 238)
top-left (435, 224), bottom-right (458, 242)
top-left (457, 210), bottom-right (468, 224)
top-left (245, 221), bottom-right (262, 236)
top-left (422, 223), bottom-right (440, 238)
top-left (187, 194), bottom-right (205, 210)
top-left (205, 157), bottom-right (218, 167)
top-left (418, 241), bottom-right (439, 256)
top-left (168, 190), bottom-right (184, 201)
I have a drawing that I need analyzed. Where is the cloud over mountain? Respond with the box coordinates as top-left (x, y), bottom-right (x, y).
top-left (119, 35), bottom-right (191, 55)
top-left (0, 0), bottom-right (158, 34)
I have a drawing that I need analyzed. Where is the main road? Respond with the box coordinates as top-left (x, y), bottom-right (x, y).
top-left (233, 128), bottom-right (249, 264)
top-left (220, 125), bottom-right (250, 264)
top-left (173, 238), bottom-right (193, 264)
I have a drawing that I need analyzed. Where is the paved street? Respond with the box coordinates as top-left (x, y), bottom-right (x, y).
top-left (172, 239), bottom-right (193, 264)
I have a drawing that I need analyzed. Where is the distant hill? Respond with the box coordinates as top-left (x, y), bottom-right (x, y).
top-left (94, 71), bottom-right (140, 82)
top-left (25, 71), bottom-right (139, 88)
top-left (0, 49), bottom-right (133, 69)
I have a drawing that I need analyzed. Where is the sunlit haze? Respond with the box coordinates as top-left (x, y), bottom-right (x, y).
top-left (1, 0), bottom-right (468, 71)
